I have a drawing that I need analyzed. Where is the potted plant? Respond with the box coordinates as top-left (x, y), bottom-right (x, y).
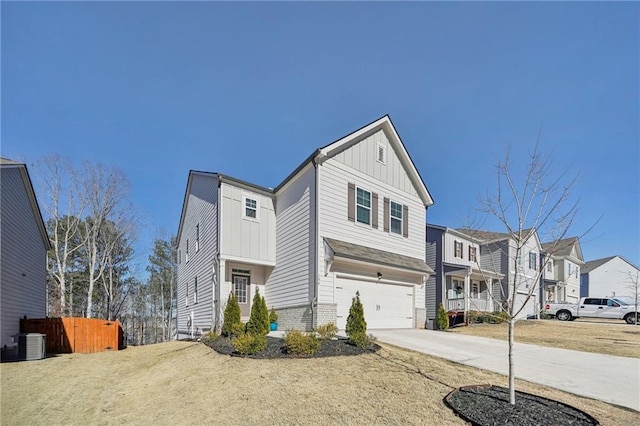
top-left (269, 308), bottom-right (278, 331)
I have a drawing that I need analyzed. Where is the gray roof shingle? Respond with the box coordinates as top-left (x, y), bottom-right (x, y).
top-left (324, 237), bottom-right (434, 274)
top-left (581, 256), bottom-right (618, 274)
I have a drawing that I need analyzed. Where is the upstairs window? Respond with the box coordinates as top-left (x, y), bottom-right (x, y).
top-left (547, 261), bottom-right (552, 272)
top-left (567, 262), bottom-right (573, 276)
top-left (529, 252), bottom-right (537, 270)
top-left (356, 187), bottom-right (371, 225)
top-left (469, 246), bottom-right (477, 262)
top-left (454, 241), bottom-right (463, 258)
top-left (390, 201), bottom-right (403, 234)
top-left (185, 239), bottom-right (190, 263)
top-left (195, 224), bottom-right (200, 252)
top-left (244, 196), bottom-right (258, 219)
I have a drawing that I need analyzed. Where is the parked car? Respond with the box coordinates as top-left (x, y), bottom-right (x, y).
top-left (544, 297), bottom-right (639, 324)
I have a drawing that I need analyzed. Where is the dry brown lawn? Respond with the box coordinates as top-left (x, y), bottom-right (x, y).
top-left (449, 319), bottom-right (640, 358)
top-left (2, 341), bottom-right (638, 425)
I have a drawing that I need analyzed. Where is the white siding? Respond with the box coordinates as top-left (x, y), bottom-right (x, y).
top-left (317, 158), bottom-right (426, 305)
top-left (1, 167), bottom-right (48, 347)
top-left (219, 183), bottom-right (276, 263)
top-left (266, 165), bottom-right (315, 308)
top-left (176, 174), bottom-right (219, 335)
top-left (587, 257), bottom-right (639, 300)
top-left (333, 129), bottom-right (419, 197)
top-left (443, 233), bottom-right (481, 266)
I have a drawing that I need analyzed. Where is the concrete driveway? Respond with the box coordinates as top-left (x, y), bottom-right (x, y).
top-left (371, 329), bottom-right (640, 411)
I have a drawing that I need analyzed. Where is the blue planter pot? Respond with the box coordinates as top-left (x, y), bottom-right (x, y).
top-left (270, 322), bottom-right (277, 331)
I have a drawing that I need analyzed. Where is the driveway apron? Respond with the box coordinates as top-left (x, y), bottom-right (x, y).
top-left (372, 329), bottom-right (640, 411)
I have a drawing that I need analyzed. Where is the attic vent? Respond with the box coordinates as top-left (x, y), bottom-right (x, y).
top-left (376, 142), bottom-right (386, 164)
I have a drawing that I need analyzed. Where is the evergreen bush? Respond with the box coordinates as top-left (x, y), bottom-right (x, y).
top-left (222, 292), bottom-right (242, 337)
top-left (284, 330), bottom-right (320, 355)
top-left (232, 333), bottom-right (267, 355)
top-left (315, 323), bottom-right (338, 340)
top-left (246, 288), bottom-right (270, 335)
top-left (348, 332), bottom-right (376, 349)
top-left (269, 307), bottom-right (278, 323)
top-left (345, 291), bottom-right (367, 338)
top-left (436, 302), bottom-right (449, 330)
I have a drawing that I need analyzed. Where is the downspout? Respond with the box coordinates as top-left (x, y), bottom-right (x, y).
top-left (311, 156), bottom-right (320, 330)
top-left (213, 178), bottom-right (223, 333)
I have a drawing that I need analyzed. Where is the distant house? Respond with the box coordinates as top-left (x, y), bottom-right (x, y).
top-left (541, 237), bottom-right (584, 304)
top-left (1, 158), bottom-right (51, 353)
top-left (425, 224), bottom-right (503, 327)
top-left (452, 228), bottom-right (543, 320)
top-left (176, 116), bottom-right (435, 337)
top-left (580, 256), bottom-right (640, 302)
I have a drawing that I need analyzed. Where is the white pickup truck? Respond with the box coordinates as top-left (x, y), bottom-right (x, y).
top-left (545, 297), bottom-right (639, 324)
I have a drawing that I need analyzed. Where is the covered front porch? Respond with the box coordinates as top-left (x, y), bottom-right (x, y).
top-left (443, 264), bottom-right (503, 316)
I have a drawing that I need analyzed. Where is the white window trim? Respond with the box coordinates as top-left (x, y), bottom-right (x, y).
top-left (376, 142), bottom-right (386, 165)
top-left (232, 269), bottom-right (250, 304)
top-left (242, 195), bottom-right (260, 221)
top-left (454, 241), bottom-right (463, 259)
top-left (469, 246), bottom-right (477, 262)
top-left (389, 200), bottom-right (403, 235)
top-left (193, 276), bottom-right (198, 304)
top-left (195, 224), bottom-right (200, 252)
top-left (355, 186), bottom-right (372, 226)
top-left (529, 252), bottom-right (537, 270)
top-left (185, 239), bottom-right (190, 263)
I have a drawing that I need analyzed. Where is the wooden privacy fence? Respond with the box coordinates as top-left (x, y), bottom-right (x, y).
top-left (20, 317), bottom-right (124, 354)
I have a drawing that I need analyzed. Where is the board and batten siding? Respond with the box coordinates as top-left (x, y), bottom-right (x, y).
top-left (1, 167), bottom-right (48, 347)
top-left (266, 164), bottom-right (315, 308)
top-left (332, 129), bottom-right (419, 198)
top-left (219, 183), bottom-right (276, 263)
top-left (177, 173), bottom-right (219, 335)
top-left (317, 158), bottom-right (426, 305)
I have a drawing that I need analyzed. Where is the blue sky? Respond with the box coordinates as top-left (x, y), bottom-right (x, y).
top-left (3, 2), bottom-right (638, 271)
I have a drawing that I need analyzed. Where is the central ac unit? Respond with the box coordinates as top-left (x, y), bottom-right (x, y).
top-left (17, 333), bottom-right (46, 361)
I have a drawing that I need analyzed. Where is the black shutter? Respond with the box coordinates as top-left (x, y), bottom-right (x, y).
top-left (372, 193), bottom-right (378, 229)
top-left (383, 197), bottom-right (390, 232)
top-left (347, 183), bottom-right (355, 222)
top-left (402, 205), bottom-right (409, 237)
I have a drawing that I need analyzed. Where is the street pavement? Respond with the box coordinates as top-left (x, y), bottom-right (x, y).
top-left (371, 328), bottom-right (640, 412)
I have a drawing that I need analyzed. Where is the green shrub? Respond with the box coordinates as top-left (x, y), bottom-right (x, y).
top-left (284, 330), bottom-right (320, 355)
top-left (269, 307), bottom-right (278, 323)
top-left (346, 291), bottom-right (367, 338)
top-left (202, 330), bottom-right (219, 342)
top-left (467, 310), bottom-right (508, 324)
top-left (232, 333), bottom-right (267, 355)
top-left (436, 303), bottom-right (449, 330)
top-left (229, 321), bottom-right (246, 337)
top-left (246, 288), bottom-right (269, 335)
top-left (315, 323), bottom-right (338, 340)
top-left (222, 292), bottom-right (242, 337)
top-left (348, 331), bottom-right (376, 349)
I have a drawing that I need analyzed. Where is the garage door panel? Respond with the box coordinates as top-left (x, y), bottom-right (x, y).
top-left (336, 278), bottom-right (413, 329)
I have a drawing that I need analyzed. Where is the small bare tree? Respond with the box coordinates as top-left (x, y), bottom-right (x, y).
top-left (625, 270), bottom-right (640, 325)
top-left (35, 155), bottom-right (86, 316)
top-left (471, 141), bottom-right (580, 404)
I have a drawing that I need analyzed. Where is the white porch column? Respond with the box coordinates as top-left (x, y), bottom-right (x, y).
top-left (488, 279), bottom-right (494, 312)
top-left (464, 269), bottom-right (471, 314)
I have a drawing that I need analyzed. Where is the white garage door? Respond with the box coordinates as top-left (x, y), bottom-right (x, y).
top-left (335, 277), bottom-right (414, 329)
top-left (514, 292), bottom-right (536, 320)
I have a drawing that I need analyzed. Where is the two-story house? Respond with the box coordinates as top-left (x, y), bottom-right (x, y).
top-left (425, 224), bottom-right (503, 327)
top-left (580, 255), bottom-right (639, 302)
top-left (454, 228), bottom-right (543, 320)
top-left (1, 158), bottom-right (51, 357)
top-left (540, 237), bottom-right (584, 304)
top-left (176, 116), bottom-right (434, 337)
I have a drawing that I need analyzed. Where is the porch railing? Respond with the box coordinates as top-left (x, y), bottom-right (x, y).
top-left (445, 298), bottom-right (490, 312)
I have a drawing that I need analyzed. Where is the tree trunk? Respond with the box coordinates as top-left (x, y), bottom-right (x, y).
top-left (509, 318), bottom-right (516, 404)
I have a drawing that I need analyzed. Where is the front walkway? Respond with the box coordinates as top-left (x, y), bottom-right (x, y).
top-left (371, 328), bottom-right (640, 411)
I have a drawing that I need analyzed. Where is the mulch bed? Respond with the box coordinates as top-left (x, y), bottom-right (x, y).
top-left (204, 336), bottom-right (380, 359)
top-left (445, 385), bottom-right (599, 426)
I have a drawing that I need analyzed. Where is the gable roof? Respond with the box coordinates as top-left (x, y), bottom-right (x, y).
top-left (541, 237), bottom-right (583, 261)
top-left (324, 237), bottom-right (434, 275)
top-left (316, 115), bottom-right (434, 207)
top-left (581, 255), bottom-right (639, 275)
top-left (0, 158), bottom-right (52, 250)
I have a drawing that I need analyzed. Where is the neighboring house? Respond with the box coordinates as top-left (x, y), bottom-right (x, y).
top-left (425, 224), bottom-right (503, 328)
top-left (580, 256), bottom-right (640, 302)
top-left (540, 237), bottom-right (584, 304)
top-left (176, 116), bottom-right (435, 337)
top-left (0, 158), bottom-right (51, 354)
top-left (454, 228), bottom-right (543, 320)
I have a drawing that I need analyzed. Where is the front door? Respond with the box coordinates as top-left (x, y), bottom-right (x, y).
top-left (232, 274), bottom-right (250, 317)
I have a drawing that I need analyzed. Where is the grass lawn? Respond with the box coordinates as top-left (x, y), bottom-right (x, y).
top-left (449, 319), bottom-right (640, 359)
top-left (2, 341), bottom-right (637, 425)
